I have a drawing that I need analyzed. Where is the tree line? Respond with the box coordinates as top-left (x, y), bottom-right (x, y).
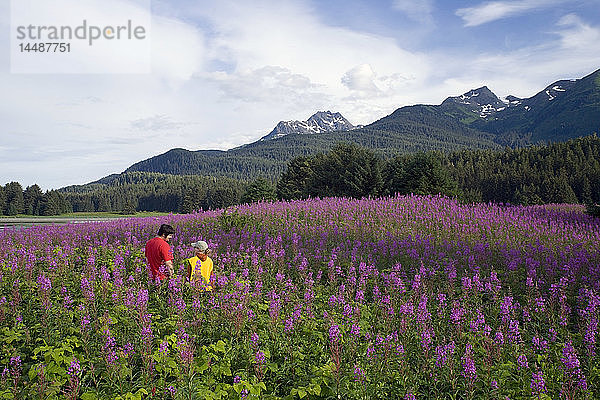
top-left (2, 135), bottom-right (599, 216)
top-left (274, 135), bottom-right (600, 207)
top-left (0, 183), bottom-right (71, 216)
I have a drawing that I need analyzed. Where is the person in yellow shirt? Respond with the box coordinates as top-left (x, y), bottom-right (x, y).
top-left (186, 241), bottom-right (214, 291)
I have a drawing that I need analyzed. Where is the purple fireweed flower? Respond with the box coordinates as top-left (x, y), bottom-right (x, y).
top-left (166, 385), bottom-right (176, 397)
top-left (350, 322), bottom-right (360, 337)
top-left (405, 393), bottom-right (416, 400)
top-left (254, 350), bottom-right (266, 365)
top-left (450, 301), bottom-right (464, 326)
top-left (121, 342), bottom-right (135, 358)
top-left (561, 341), bottom-right (580, 369)
top-left (103, 329), bottom-right (118, 367)
top-left (284, 317), bottom-right (294, 333)
top-left (366, 345), bottom-right (375, 360)
top-left (435, 341), bottom-right (455, 368)
top-left (549, 327), bottom-right (558, 342)
top-left (81, 314), bottom-right (91, 333)
top-left (508, 319), bottom-right (522, 343)
top-left (9, 356), bottom-right (21, 378)
top-left (177, 329), bottom-right (194, 366)
top-left (461, 344), bottom-right (477, 382)
top-left (80, 276), bottom-right (95, 304)
top-left (437, 293), bottom-right (446, 316)
top-left (159, 340), bottom-right (168, 355)
top-left (461, 276), bottom-right (472, 293)
top-left (354, 364), bottom-right (365, 382)
top-left (396, 342), bottom-right (405, 356)
top-left (328, 295), bottom-right (337, 308)
top-left (420, 328), bottom-right (433, 352)
top-left (500, 296), bottom-right (513, 317)
top-left (531, 370), bottom-right (547, 395)
top-left (533, 297), bottom-right (545, 313)
top-left (37, 273), bottom-right (51, 292)
top-left (532, 336), bottom-right (549, 354)
top-left (329, 324), bottom-right (341, 343)
top-left (343, 303), bottom-right (353, 319)
top-left (250, 332), bottom-right (259, 348)
top-left (517, 354), bottom-right (529, 369)
top-left (233, 375), bottom-right (241, 384)
top-left (560, 341), bottom-right (587, 391)
top-left (68, 358), bottom-right (81, 377)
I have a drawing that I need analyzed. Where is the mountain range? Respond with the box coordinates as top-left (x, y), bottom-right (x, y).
top-left (81, 68), bottom-right (600, 185)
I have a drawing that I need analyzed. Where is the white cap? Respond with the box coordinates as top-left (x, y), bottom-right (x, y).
top-left (191, 241), bottom-right (208, 251)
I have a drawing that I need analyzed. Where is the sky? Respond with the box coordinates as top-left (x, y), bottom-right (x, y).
top-left (1, 0), bottom-right (600, 190)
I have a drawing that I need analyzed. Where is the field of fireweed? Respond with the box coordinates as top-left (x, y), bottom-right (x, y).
top-left (0, 195), bottom-right (599, 400)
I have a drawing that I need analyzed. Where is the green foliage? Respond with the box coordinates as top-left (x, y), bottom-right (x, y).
top-left (276, 156), bottom-right (313, 200)
top-left (308, 143), bottom-right (383, 199)
top-left (278, 143), bottom-right (383, 200)
top-left (446, 135), bottom-right (600, 205)
top-left (383, 152), bottom-right (460, 197)
top-left (3, 182), bottom-right (24, 215)
top-left (60, 172), bottom-right (245, 214)
top-left (241, 177), bottom-right (277, 204)
top-left (23, 185), bottom-right (44, 215)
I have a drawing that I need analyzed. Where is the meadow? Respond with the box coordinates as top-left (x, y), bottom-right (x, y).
top-left (0, 195), bottom-right (599, 399)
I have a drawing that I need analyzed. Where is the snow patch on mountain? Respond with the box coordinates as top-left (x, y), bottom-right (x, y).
top-left (261, 111), bottom-right (355, 141)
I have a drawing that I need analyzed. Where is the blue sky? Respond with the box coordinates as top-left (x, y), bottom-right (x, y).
top-left (1, 0), bottom-right (600, 190)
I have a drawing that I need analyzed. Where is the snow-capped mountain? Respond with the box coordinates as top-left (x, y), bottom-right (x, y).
top-left (443, 86), bottom-right (510, 119)
top-left (440, 79), bottom-right (577, 122)
top-left (261, 111), bottom-right (355, 141)
top-left (500, 80), bottom-right (577, 112)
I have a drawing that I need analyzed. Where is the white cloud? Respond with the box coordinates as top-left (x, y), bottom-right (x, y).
top-left (555, 14), bottom-right (600, 49)
top-left (341, 64), bottom-right (381, 94)
top-left (130, 115), bottom-right (187, 131)
top-left (392, 0), bottom-right (434, 23)
top-left (187, 1), bottom-right (432, 123)
top-left (456, 0), bottom-right (567, 27)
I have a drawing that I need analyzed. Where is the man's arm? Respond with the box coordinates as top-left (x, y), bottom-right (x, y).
top-left (165, 260), bottom-right (174, 278)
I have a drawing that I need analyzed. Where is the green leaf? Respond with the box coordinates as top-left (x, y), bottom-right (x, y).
top-left (214, 340), bottom-right (226, 353)
top-left (298, 389), bottom-right (307, 398)
top-left (311, 384), bottom-right (321, 396)
top-left (81, 392), bottom-right (98, 400)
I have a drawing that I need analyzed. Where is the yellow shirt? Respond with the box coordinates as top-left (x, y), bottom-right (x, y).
top-left (187, 256), bottom-right (214, 291)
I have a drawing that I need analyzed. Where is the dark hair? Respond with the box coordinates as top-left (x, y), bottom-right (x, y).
top-left (157, 224), bottom-right (175, 237)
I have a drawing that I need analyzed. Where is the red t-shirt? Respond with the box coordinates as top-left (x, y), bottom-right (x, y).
top-left (145, 237), bottom-right (173, 281)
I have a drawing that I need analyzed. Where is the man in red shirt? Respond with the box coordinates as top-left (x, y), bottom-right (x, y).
top-left (145, 224), bottom-right (175, 281)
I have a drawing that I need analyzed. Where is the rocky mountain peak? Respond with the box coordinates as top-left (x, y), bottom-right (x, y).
top-left (261, 111), bottom-right (355, 141)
